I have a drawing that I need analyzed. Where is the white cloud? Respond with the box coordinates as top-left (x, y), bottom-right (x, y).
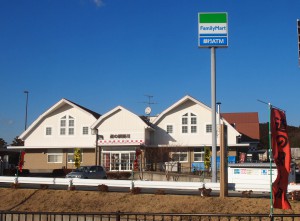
top-left (0, 118), bottom-right (14, 126)
top-left (93, 0), bottom-right (104, 7)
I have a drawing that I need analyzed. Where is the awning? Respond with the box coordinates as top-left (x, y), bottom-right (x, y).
top-left (98, 139), bottom-right (144, 145)
top-left (7, 146), bottom-right (94, 149)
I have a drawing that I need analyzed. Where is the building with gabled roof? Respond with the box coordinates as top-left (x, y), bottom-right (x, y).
top-left (8, 95), bottom-right (260, 173)
top-left (12, 98), bottom-right (101, 172)
top-left (221, 112), bottom-right (260, 142)
top-left (221, 112), bottom-right (260, 162)
top-left (90, 105), bottom-right (154, 170)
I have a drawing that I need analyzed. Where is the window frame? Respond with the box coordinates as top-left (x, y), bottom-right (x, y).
top-left (59, 115), bottom-right (75, 136)
top-left (166, 124), bottom-right (173, 134)
top-left (171, 152), bottom-right (188, 163)
top-left (194, 148), bottom-right (205, 162)
top-left (206, 124), bottom-right (212, 133)
top-left (82, 126), bottom-right (89, 135)
top-left (47, 152), bottom-right (63, 163)
top-left (67, 149), bottom-right (83, 164)
top-left (191, 125), bottom-right (197, 133)
top-left (45, 126), bottom-right (52, 136)
top-left (181, 112), bottom-right (197, 134)
top-left (102, 151), bottom-right (136, 171)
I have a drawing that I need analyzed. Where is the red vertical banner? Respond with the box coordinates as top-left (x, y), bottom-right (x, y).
top-left (271, 108), bottom-right (291, 210)
top-left (134, 149), bottom-right (142, 170)
top-left (18, 151), bottom-right (26, 173)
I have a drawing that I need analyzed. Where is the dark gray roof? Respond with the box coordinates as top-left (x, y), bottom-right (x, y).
top-left (65, 99), bottom-right (101, 119)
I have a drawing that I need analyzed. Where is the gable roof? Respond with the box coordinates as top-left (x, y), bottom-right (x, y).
top-left (66, 99), bottom-right (101, 119)
top-left (153, 95), bottom-right (211, 124)
top-left (91, 105), bottom-right (151, 129)
top-left (221, 112), bottom-right (260, 141)
top-left (19, 98), bottom-right (101, 140)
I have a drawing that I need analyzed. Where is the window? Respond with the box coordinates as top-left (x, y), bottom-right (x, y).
top-left (182, 126), bottom-right (188, 133)
top-left (191, 113), bottom-right (197, 124)
top-left (47, 153), bottom-right (63, 163)
top-left (194, 148), bottom-right (204, 162)
top-left (171, 152), bottom-right (188, 162)
top-left (60, 116), bottom-right (66, 135)
top-left (182, 113), bottom-right (197, 134)
top-left (67, 149), bottom-right (83, 163)
top-left (206, 124), bottom-right (212, 133)
top-left (60, 116), bottom-right (66, 127)
top-left (191, 126), bottom-right (197, 133)
top-left (60, 115), bottom-right (75, 135)
top-left (69, 128), bottom-right (74, 135)
top-left (102, 151), bottom-right (136, 171)
top-left (68, 116), bottom-right (74, 135)
top-left (60, 128), bottom-right (66, 135)
top-left (166, 125), bottom-right (173, 134)
top-left (46, 127), bottom-right (52, 136)
top-left (182, 113), bottom-right (188, 124)
top-left (69, 117), bottom-right (74, 127)
top-left (82, 127), bottom-right (89, 135)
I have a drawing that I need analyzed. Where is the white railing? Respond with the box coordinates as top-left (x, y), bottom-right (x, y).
top-left (0, 176), bottom-right (299, 193)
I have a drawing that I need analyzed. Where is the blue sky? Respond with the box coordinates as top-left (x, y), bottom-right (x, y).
top-left (1, 0), bottom-right (300, 144)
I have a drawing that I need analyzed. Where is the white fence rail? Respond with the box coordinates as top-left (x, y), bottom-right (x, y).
top-left (0, 176), bottom-right (299, 193)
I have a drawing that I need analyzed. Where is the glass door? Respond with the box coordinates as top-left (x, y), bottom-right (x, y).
top-left (102, 151), bottom-right (136, 171)
top-left (120, 153), bottom-right (130, 170)
top-left (111, 153), bottom-right (120, 171)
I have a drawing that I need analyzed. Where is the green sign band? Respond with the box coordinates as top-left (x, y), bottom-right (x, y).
top-left (199, 13), bottom-right (227, 23)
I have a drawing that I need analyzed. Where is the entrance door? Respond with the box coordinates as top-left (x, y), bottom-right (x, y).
top-left (111, 153), bottom-right (120, 171)
top-left (103, 151), bottom-right (136, 171)
top-left (120, 153), bottom-right (129, 170)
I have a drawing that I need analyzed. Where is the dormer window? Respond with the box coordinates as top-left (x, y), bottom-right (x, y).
top-left (60, 115), bottom-right (75, 135)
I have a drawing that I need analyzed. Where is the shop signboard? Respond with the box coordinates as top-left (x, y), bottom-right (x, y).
top-left (198, 12), bottom-right (228, 47)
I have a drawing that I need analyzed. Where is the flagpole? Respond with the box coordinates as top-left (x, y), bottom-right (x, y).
top-left (268, 103), bottom-right (273, 216)
top-left (257, 99), bottom-right (273, 216)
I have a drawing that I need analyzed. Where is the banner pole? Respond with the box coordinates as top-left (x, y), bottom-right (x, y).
top-left (268, 103), bottom-right (273, 216)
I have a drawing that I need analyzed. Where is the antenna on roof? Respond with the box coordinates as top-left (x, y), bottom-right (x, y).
top-left (139, 95), bottom-right (157, 116)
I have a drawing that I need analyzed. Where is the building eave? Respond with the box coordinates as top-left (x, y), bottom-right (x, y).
top-left (7, 146), bottom-right (95, 149)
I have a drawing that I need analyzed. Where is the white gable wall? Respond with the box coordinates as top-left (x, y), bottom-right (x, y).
top-left (154, 100), bottom-right (240, 147)
top-left (96, 108), bottom-right (146, 142)
top-left (24, 104), bottom-right (97, 147)
top-left (222, 121), bottom-right (241, 146)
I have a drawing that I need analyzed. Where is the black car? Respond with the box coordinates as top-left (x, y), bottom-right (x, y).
top-left (66, 166), bottom-right (107, 179)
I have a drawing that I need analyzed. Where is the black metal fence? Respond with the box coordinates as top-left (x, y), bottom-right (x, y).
top-left (0, 211), bottom-right (299, 221)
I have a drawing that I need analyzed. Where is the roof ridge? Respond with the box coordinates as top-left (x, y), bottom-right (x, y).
top-left (65, 98), bottom-right (101, 119)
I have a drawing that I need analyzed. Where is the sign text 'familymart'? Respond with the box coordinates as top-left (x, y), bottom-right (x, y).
top-left (198, 12), bottom-right (228, 47)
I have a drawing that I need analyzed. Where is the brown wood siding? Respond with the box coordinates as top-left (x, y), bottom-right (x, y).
top-left (23, 148), bottom-right (95, 172)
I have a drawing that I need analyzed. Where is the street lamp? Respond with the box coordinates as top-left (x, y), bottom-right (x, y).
top-left (216, 102), bottom-right (221, 125)
top-left (24, 91), bottom-right (29, 130)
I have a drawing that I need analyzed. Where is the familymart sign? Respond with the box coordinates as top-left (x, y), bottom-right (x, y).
top-left (198, 12), bottom-right (228, 47)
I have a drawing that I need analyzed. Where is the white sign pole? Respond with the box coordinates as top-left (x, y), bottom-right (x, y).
top-left (199, 13), bottom-right (228, 183)
top-left (211, 47), bottom-right (217, 183)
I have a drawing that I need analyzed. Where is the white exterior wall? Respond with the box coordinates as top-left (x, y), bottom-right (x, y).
top-left (154, 99), bottom-right (240, 147)
top-left (96, 108), bottom-right (146, 143)
top-left (221, 121), bottom-right (241, 146)
top-left (24, 104), bottom-right (97, 147)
